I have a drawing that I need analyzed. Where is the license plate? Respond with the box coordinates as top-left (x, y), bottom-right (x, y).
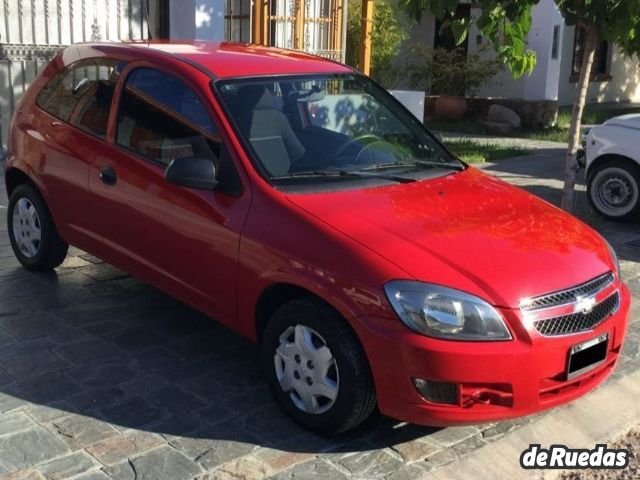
top-left (566, 333), bottom-right (608, 380)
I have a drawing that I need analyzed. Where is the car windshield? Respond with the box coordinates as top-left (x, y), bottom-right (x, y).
top-left (215, 74), bottom-right (464, 187)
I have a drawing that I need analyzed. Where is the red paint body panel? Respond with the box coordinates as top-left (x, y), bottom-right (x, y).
top-left (5, 42), bottom-right (630, 427)
top-left (285, 167), bottom-right (616, 308)
top-left (133, 41), bottom-right (352, 78)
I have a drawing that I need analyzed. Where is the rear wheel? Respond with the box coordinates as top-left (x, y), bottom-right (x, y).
top-left (7, 184), bottom-right (68, 271)
top-left (261, 298), bottom-right (376, 434)
top-left (587, 158), bottom-right (640, 221)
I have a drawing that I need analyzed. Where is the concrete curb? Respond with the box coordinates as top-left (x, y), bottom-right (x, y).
top-left (427, 365), bottom-right (640, 479)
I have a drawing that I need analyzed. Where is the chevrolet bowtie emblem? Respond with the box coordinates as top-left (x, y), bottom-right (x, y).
top-left (575, 295), bottom-right (597, 314)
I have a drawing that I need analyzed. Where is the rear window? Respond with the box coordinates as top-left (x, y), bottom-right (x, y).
top-left (36, 58), bottom-right (126, 138)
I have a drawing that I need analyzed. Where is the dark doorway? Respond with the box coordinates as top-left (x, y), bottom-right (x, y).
top-left (147, 0), bottom-right (171, 39)
top-left (433, 4), bottom-right (470, 52)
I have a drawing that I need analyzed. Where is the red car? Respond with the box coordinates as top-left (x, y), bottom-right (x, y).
top-left (5, 41), bottom-right (629, 434)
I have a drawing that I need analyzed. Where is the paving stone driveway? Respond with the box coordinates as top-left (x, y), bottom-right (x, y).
top-left (0, 151), bottom-right (639, 480)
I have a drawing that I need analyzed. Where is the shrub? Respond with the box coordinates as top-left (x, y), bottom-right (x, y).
top-left (404, 45), bottom-right (502, 97)
top-left (346, 0), bottom-right (408, 87)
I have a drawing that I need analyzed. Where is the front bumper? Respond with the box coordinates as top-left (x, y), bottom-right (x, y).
top-left (577, 148), bottom-right (586, 169)
top-left (353, 283), bottom-right (630, 427)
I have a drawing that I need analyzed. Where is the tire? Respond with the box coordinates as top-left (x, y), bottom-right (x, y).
top-left (587, 158), bottom-right (640, 221)
top-left (7, 184), bottom-right (68, 271)
top-left (261, 297), bottom-right (376, 434)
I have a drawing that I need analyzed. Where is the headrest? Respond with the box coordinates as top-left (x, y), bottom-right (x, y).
top-left (237, 84), bottom-right (274, 110)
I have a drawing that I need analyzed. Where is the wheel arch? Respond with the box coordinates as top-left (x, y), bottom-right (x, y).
top-left (587, 153), bottom-right (639, 180)
top-left (5, 167), bottom-right (40, 199)
top-left (256, 283), bottom-right (326, 342)
top-left (254, 282), bottom-right (356, 343)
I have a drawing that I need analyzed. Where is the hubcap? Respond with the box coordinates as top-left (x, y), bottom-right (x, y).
top-left (11, 198), bottom-right (42, 259)
top-left (593, 167), bottom-right (639, 217)
top-left (274, 324), bottom-right (339, 414)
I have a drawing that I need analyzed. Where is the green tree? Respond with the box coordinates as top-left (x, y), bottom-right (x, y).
top-left (346, 0), bottom-right (408, 87)
top-left (400, 0), bottom-right (640, 212)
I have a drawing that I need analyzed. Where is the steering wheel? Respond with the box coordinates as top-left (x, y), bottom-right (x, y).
top-left (334, 134), bottom-right (383, 164)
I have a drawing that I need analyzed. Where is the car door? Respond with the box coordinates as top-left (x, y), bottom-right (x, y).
top-left (34, 58), bottom-right (125, 243)
top-left (87, 65), bottom-right (250, 324)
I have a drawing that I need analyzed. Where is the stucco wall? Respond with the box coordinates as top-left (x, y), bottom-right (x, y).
top-left (389, 6), bottom-right (435, 90)
top-left (472, 0), bottom-right (565, 101)
top-left (389, 0), bottom-right (640, 105)
top-left (468, 6), bottom-right (524, 100)
top-left (557, 25), bottom-right (640, 106)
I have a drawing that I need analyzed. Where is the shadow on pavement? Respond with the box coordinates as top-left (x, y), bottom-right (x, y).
top-left (3, 153), bottom-right (640, 459)
top-left (0, 260), bottom-right (437, 454)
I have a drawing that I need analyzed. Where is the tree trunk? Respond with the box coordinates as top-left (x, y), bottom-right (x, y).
top-left (560, 25), bottom-right (598, 212)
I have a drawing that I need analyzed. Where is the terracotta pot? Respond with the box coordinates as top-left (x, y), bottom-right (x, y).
top-left (433, 95), bottom-right (468, 121)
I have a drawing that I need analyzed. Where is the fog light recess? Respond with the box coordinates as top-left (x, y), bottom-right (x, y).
top-left (413, 378), bottom-right (458, 405)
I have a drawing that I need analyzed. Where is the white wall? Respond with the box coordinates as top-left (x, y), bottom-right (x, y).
top-left (468, 7), bottom-right (524, 99)
top-left (385, 0), bottom-right (640, 104)
top-left (472, 0), bottom-right (563, 101)
top-left (557, 25), bottom-right (640, 106)
top-left (168, 0), bottom-right (226, 41)
top-left (522, 0), bottom-right (563, 101)
top-left (389, 6), bottom-right (436, 90)
top-left (196, 0), bottom-right (226, 41)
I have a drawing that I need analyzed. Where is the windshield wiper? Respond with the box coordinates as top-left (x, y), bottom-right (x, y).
top-left (358, 160), bottom-right (465, 172)
top-left (271, 169), bottom-right (416, 183)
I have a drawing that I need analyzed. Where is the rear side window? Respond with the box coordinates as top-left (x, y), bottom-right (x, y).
top-left (116, 67), bottom-right (220, 166)
top-left (37, 58), bottom-right (125, 138)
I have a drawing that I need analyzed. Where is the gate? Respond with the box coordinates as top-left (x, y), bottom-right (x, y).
top-left (0, 0), bottom-right (148, 150)
top-left (259, 0), bottom-right (344, 61)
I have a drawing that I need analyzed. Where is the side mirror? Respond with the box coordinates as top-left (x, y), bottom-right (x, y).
top-left (165, 156), bottom-right (218, 190)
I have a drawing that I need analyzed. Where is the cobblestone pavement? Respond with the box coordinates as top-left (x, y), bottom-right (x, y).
top-left (0, 154), bottom-right (639, 480)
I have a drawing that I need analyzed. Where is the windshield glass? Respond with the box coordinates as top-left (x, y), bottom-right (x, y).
top-left (215, 74), bottom-right (463, 186)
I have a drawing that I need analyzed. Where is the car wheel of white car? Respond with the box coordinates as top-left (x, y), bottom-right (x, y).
top-left (588, 159), bottom-right (640, 221)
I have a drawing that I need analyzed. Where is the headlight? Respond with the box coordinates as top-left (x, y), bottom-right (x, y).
top-left (384, 281), bottom-right (512, 341)
top-left (605, 240), bottom-right (620, 274)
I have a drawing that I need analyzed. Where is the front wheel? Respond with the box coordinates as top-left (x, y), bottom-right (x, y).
top-left (7, 184), bottom-right (68, 271)
top-left (587, 159), bottom-right (640, 221)
top-left (261, 298), bottom-right (376, 434)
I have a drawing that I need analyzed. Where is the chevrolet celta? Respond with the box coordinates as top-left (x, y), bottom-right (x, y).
top-left (4, 41), bottom-right (629, 433)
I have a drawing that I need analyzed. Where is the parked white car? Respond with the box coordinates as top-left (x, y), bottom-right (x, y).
top-left (582, 114), bottom-right (640, 220)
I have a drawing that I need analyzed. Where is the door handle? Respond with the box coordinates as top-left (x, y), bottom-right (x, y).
top-left (99, 166), bottom-right (117, 186)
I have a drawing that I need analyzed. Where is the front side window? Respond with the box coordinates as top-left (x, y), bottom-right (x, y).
top-left (37, 58), bottom-right (125, 138)
top-left (216, 74), bottom-right (461, 186)
top-left (116, 67), bottom-right (220, 167)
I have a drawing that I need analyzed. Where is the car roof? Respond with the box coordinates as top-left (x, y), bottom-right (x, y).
top-left (70, 41), bottom-right (353, 79)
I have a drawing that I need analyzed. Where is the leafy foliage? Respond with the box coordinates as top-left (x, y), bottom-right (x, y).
top-left (346, 0), bottom-right (408, 87)
top-left (399, 0), bottom-right (640, 79)
top-left (404, 45), bottom-right (501, 96)
top-left (399, 0), bottom-right (537, 77)
top-left (559, 0), bottom-right (640, 56)
top-left (400, 0), bottom-right (640, 210)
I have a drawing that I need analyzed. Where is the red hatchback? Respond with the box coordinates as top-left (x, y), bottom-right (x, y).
top-left (5, 41), bottom-right (629, 433)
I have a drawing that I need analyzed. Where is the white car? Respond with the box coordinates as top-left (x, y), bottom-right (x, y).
top-left (582, 114), bottom-right (640, 220)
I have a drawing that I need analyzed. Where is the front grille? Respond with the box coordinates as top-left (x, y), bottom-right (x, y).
top-left (533, 293), bottom-right (619, 336)
top-left (521, 272), bottom-right (614, 311)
